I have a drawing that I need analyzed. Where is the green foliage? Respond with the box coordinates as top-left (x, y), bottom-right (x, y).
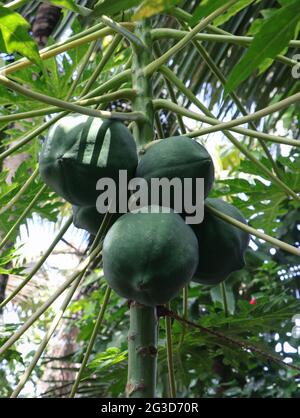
top-left (93, 0), bottom-right (143, 16)
top-left (45, 0), bottom-right (80, 13)
top-left (225, 0), bottom-right (300, 94)
top-left (0, 0), bottom-right (299, 399)
top-left (0, 5), bottom-right (41, 66)
top-left (213, 0), bottom-right (258, 26)
top-left (133, 0), bottom-right (182, 20)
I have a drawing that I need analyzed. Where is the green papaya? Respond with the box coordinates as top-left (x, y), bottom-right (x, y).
top-left (192, 198), bottom-right (249, 285)
top-left (72, 205), bottom-right (119, 236)
top-left (135, 136), bottom-right (214, 211)
top-left (103, 206), bottom-right (199, 306)
top-left (39, 115), bottom-right (138, 206)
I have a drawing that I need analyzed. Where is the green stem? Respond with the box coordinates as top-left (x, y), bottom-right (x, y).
top-left (220, 282), bottom-right (229, 317)
top-left (153, 43), bottom-right (186, 135)
top-left (69, 286), bottom-right (111, 398)
top-left (0, 89), bottom-right (136, 124)
top-left (159, 68), bottom-right (300, 202)
top-left (0, 72), bottom-right (132, 162)
top-left (153, 99), bottom-right (300, 147)
top-left (126, 19), bottom-right (158, 399)
top-left (0, 245), bottom-right (102, 357)
top-left (174, 19), bottom-right (282, 179)
top-left (65, 40), bottom-right (98, 101)
top-left (0, 167), bottom-right (39, 215)
top-left (165, 303), bottom-right (176, 398)
top-left (0, 75), bottom-right (143, 122)
top-left (192, 93), bottom-right (300, 136)
top-left (80, 34), bottom-right (123, 97)
top-left (154, 112), bottom-right (165, 138)
top-left (0, 217), bottom-right (72, 310)
top-left (100, 15), bottom-right (144, 49)
top-left (0, 112), bottom-right (68, 162)
top-left (0, 185), bottom-right (47, 251)
top-left (178, 285), bottom-right (188, 350)
top-left (205, 203), bottom-right (300, 257)
top-left (151, 29), bottom-right (300, 65)
top-left (126, 301), bottom-right (158, 398)
top-left (144, 0), bottom-right (236, 76)
top-left (151, 28), bottom-right (300, 49)
top-left (1, 23), bottom-right (134, 76)
top-left (11, 273), bottom-right (83, 398)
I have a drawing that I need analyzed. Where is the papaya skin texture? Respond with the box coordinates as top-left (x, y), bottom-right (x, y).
top-left (39, 114), bottom-right (138, 206)
top-left (192, 198), bottom-right (250, 285)
top-left (103, 207), bottom-right (199, 307)
top-left (135, 136), bottom-right (215, 209)
top-left (72, 205), bottom-right (120, 236)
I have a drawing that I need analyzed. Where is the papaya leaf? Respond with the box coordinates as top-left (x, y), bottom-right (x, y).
top-left (0, 6), bottom-right (41, 67)
top-left (93, 0), bottom-right (142, 16)
top-left (132, 0), bottom-right (182, 20)
top-left (225, 0), bottom-right (300, 95)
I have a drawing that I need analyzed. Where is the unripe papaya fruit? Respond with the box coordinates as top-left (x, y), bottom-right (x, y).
top-left (103, 206), bottom-right (199, 306)
top-left (135, 136), bottom-right (214, 211)
top-left (39, 115), bottom-right (138, 206)
top-left (72, 205), bottom-right (119, 236)
top-left (192, 198), bottom-right (249, 285)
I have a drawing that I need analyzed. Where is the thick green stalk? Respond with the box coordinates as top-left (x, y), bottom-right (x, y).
top-left (126, 19), bottom-right (158, 399)
top-left (126, 302), bottom-right (158, 398)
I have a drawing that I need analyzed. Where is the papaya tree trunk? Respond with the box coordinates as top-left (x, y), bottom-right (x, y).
top-left (126, 19), bottom-right (158, 398)
top-left (126, 302), bottom-right (158, 397)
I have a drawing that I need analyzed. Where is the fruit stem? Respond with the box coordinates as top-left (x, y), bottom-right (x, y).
top-left (126, 302), bottom-right (158, 398)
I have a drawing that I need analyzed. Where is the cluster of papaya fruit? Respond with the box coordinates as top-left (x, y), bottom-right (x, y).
top-left (39, 115), bottom-right (249, 307)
